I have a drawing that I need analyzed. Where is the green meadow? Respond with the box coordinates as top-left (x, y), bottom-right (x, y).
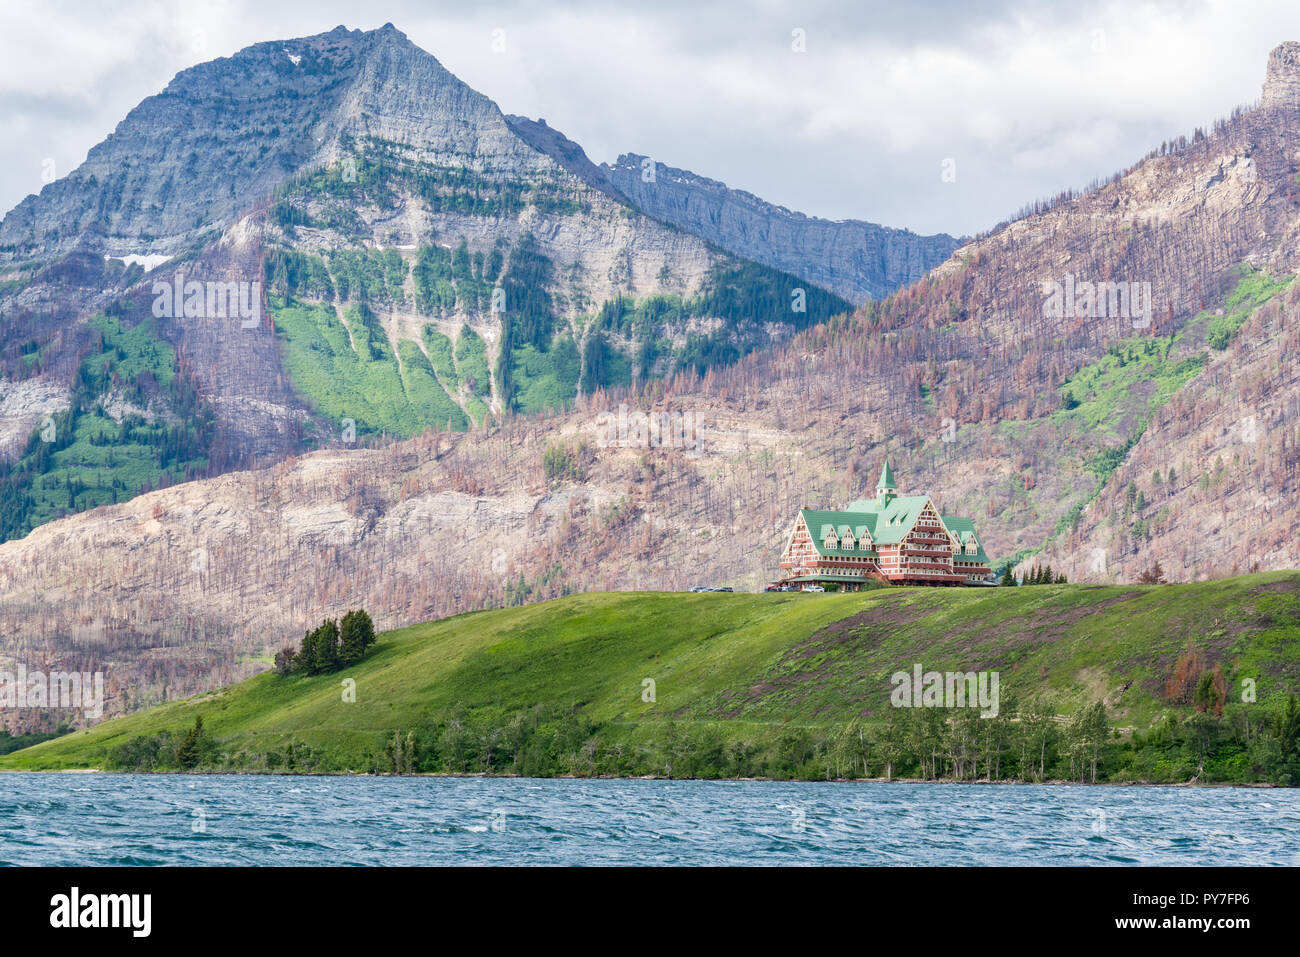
top-left (6, 573), bottom-right (1300, 783)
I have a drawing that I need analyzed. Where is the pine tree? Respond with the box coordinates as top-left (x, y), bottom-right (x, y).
top-left (310, 619), bottom-right (341, 674)
top-left (176, 715), bottom-right (205, 770)
top-left (293, 629), bottom-right (315, 674)
top-left (340, 609), bottom-right (376, 666)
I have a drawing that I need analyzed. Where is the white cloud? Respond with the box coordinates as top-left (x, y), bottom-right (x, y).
top-left (2, 0), bottom-right (1299, 236)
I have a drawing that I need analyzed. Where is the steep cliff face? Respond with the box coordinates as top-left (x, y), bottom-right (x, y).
top-left (1262, 40), bottom-right (1300, 111)
top-left (602, 154), bottom-right (960, 303)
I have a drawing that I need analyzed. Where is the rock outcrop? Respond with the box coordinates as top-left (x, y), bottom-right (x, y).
top-left (602, 154), bottom-right (960, 303)
top-left (1261, 40), bottom-right (1300, 112)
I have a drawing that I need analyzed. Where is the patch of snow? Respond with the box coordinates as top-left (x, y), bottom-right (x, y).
top-left (106, 253), bottom-right (173, 272)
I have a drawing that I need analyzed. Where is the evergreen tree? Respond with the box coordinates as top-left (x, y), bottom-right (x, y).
top-left (339, 609), bottom-right (376, 666)
top-left (293, 629), bottom-right (316, 674)
top-left (310, 619), bottom-right (341, 674)
top-left (176, 715), bottom-right (205, 770)
top-left (999, 565), bottom-right (1015, 586)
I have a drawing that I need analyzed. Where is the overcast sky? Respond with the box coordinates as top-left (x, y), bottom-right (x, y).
top-left (3, 0), bottom-right (1300, 237)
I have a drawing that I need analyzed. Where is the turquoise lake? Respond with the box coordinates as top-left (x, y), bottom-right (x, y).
top-left (2, 774), bottom-right (1297, 865)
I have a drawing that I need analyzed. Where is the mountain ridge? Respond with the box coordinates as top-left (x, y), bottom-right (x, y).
top-left (602, 152), bottom-right (960, 303)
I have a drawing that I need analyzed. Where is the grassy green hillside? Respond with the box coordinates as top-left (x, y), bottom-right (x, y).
top-left (6, 573), bottom-right (1300, 783)
top-left (0, 312), bottom-right (212, 543)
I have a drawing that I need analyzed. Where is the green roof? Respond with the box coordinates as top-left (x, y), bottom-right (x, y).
top-left (940, 515), bottom-right (991, 564)
top-left (877, 460), bottom-right (896, 490)
top-left (838, 495), bottom-right (931, 544)
top-left (797, 500), bottom-right (990, 563)
top-left (802, 508), bottom-right (879, 556)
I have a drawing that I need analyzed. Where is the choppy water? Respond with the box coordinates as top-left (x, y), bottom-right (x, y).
top-left (0, 774), bottom-right (1296, 865)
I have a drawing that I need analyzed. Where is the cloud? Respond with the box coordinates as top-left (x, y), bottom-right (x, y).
top-left (2, 0), bottom-right (1299, 237)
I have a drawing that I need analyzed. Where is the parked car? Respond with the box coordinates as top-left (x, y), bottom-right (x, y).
top-left (801, 584), bottom-right (825, 593)
top-left (689, 586), bottom-right (710, 592)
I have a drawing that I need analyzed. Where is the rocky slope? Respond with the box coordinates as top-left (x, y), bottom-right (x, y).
top-left (603, 154), bottom-right (960, 303)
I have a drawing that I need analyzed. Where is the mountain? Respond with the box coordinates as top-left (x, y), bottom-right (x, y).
top-left (602, 153), bottom-right (960, 303)
top-left (0, 23), bottom-right (864, 541)
top-left (499, 119), bottom-right (960, 303)
top-left (6, 577), bottom-right (1300, 783)
top-left (4, 33), bottom-right (1300, 732)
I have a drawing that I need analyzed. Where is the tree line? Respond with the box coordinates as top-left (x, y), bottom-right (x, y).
top-left (1001, 563), bottom-right (1068, 585)
top-left (101, 691), bottom-right (1300, 783)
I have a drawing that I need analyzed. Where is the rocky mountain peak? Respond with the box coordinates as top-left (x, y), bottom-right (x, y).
top-left (0, 23), bottom-right (529, 262)
top-left (1261, 41), bottom-right (1300, 110)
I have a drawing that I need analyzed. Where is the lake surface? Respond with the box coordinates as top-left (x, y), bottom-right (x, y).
top-left (1, 774), bottom-right (1297, 865)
